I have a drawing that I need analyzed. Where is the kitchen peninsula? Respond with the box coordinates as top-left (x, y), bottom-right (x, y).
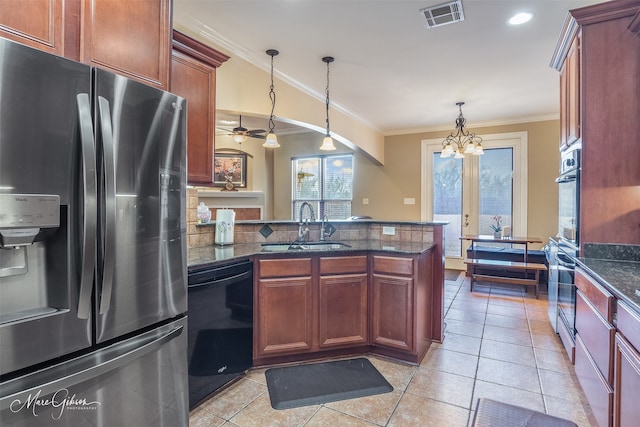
top-left (187, 216), bottom-right (446, 367)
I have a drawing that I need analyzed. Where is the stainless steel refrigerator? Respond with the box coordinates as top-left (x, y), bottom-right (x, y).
top-left (0, 37), bottom-right (188, 426)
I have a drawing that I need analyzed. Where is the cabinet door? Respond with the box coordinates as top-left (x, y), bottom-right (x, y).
top-left (0, 0), bottom-right (67, 56)
top-left (565, 35), bottom-right (580, 146)
top-left (614, 333), bottom-right (640, 427)
top-left (371, 273), bottom-right (413, 352)
top-left (256, 277), bottom-right (314, 357)
top-left (319, 273), bottom-right (368, 349)
top-left (80, 0), bottom-right (171, 89)
top-left (575, 333), bottom-right (613, 427)
top-left (171, 51), bottom-right (216, 184)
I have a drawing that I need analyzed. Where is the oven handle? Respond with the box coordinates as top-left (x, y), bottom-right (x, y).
top-left (555, 174), bottom-right (577, 183)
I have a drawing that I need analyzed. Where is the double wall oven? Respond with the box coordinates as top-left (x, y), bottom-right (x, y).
top-left (546, 146), bottom-right (580, 356)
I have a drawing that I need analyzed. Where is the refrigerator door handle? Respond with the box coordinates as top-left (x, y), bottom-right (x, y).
top-left (97, 96), bottom-right (117, 314)
top-left (76, 93), bottom-right (97, 320)
top-left (0, 324), bottom-right (184, 411)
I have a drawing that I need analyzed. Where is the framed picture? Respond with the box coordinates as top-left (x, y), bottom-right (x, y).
top-left (214, 153), bottom-right (247, 187)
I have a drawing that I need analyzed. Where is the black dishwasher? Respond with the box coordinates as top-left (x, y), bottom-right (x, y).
top-left (187, 260), bottom-right (253, 409)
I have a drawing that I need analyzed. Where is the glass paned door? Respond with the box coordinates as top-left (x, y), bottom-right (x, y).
top-left (479, 148), bottom-right (513, 237)
top-left (433, 156), bottom-right (463, 259)
top-left (423, 132), bottom-right (526, 270)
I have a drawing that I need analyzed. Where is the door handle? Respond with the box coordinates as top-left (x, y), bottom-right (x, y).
top-left (97, 97), bottom-right (116, 315)
top-left (464, 214), bottom-right (469, 227)
top-left (76, 93), bottom-right (97, 320)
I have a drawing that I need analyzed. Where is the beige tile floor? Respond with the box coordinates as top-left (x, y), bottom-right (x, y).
top-left (189, 272), bottom-right (598, 427)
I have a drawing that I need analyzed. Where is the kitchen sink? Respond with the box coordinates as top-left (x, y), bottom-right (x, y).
top-left (261, 242), bottom-right (351, 252)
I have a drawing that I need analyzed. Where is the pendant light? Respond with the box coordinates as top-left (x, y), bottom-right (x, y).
top-left (319, 56), bottom-right (336, 151)
top-left (263, 49), bottom-right (280, 148)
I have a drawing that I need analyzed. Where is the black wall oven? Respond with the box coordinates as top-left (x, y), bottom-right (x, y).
top-left (556, 147), bottom-right (580, 247)
top-left (546, 147), bottom-right (580, 354)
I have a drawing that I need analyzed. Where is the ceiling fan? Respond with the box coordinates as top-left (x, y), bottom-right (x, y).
top-left (217, 115), bottom-right (265, 144)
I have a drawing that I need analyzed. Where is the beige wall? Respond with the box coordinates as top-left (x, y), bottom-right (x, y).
top-left (270, 120), bottom-right (560, 248)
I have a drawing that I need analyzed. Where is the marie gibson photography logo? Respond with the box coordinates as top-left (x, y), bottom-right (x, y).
top-left (10, 388), bottom-right (101, 420)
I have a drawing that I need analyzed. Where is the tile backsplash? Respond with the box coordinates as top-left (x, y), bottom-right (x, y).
top-left (187, 188), bottom-right (436, 249)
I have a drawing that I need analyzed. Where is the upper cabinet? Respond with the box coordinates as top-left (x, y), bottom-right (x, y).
top-left (0, 0), bottom-right (172, 89)
top-left (80, 0), bottom-right (172, 89)
top-left (0, 0), bottom-right (68, 57)
top-left (564, 35), bottom-right (581, 148)
top-left (171, 31), bottom-right (229, 185)
top-left (551, 0), bottom-right (640, 247)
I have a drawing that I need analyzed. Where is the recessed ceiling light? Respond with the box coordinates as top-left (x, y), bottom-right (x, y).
top-left (508, 12), bottom-right (533, 25)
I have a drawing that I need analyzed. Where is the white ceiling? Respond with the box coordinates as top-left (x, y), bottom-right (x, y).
top-left (174, 0), bottom-right (601, 135)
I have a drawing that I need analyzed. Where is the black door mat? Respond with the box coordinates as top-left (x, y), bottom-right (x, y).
top-left (265, 358), bottom-right (393, 410)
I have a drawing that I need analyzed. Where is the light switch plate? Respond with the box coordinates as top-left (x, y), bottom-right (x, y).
top-left (404, 198), bottom-right (415, 205)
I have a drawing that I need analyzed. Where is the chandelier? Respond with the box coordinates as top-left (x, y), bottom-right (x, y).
top-left (440, 102), bottom-right (483, 158)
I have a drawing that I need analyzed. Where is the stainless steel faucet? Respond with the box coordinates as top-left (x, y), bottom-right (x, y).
top-left (320, 215), bottom-right (328, 241)
top-left (298, 202), bottom-right (315, 243)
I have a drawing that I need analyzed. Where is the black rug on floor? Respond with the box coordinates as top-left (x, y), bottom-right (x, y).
top-left (265, 358), bottom-right (393, 410)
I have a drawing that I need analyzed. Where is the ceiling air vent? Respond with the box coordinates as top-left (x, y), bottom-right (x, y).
top-left (419, 0), bottom-right (465, 29)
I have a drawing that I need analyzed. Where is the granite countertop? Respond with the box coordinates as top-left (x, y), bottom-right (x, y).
top-left (575, 257), bottom-right (640, 315)
top-left (188, 239), bottom-right (437, 270)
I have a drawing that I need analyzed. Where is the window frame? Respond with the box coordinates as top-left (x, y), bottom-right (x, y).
top-left (291, 154), bottom-right (354, 220)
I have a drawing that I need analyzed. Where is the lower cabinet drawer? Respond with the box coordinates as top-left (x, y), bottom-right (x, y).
top-left (576, 290), bottom-right (615, 384)
top-left (616, 301), bottom-right (640, 352)
top-left (575, 333), bottom-right (613, 427)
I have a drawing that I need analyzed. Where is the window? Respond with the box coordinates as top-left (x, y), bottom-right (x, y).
top-left (292, 154), bottom-right (353, 220)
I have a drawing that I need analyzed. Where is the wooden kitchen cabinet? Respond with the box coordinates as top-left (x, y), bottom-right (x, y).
top-left (614, 302), bottom-right (640, 427)
top-left (575, 333), bottom-right (614, 427)
top-left (370, 251), bottom-right (433, 363)
top-left (80, 0), bottom-right (172, 89)
top-left (254, 249), bottom-right (436, 366)
top-left (171, 31), bottom-right (229, 185)
top-left (371, 255), bottom-right (414, 353)
top-left (551, 1), bottom-right (640, 246)
top-left (574, 267), bottom-right (616, 426)
top-left (0, 0), bottom-right (172, 89)
top-left (318, 256), bottom-right (368, 349)
top-left (559, 34), bottom-right (581, 149)
top-left (613, 334), bottom-right (640, 427)
top-left (255, 258), bottom-right (314, 359)
top-left (0, 0), bottom-right (69, 57)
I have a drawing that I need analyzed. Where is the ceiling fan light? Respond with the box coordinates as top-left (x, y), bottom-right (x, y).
top-left (233, 133), bottom-right (248, 144)
top-left (263, 132), bottom-right (280, 148)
